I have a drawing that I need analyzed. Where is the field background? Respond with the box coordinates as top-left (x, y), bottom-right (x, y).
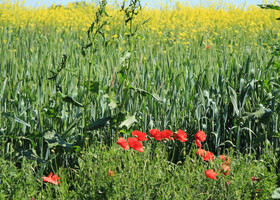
top-left (1, 0), bottom-right (280, 199)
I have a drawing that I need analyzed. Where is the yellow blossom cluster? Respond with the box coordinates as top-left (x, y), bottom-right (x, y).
top-left (1, 0), bottom-right (280, 43)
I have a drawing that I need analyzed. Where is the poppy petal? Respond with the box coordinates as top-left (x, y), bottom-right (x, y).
top-left (196, 149), bottom-right (214, 162)
top-left (252, 176), bottom-right (260, 181)
top-left (196, 148), bottom-right (206, 157)
top-left (117, 137), bottom-right (129, 150)
top-left (174, 129), bottom-right (188, 142)
top-left (149, 129), bottom-right (162, 141)
top-left (161, 130), bottom-right (174, 140)
top-left (221, 164), bottom-right (230, 176)
top-left (205, 169), bottom-right (219, 180)
top-left (128, 137), bottom-right (144, 152)
top-left (108, 170), bottom-right (115, 177)
top-left (42, 172), bottom-right (60, 185)
top-left (132, 130), bottom-right (148, 141)
top-left (195, 139), bottom-right (202, 148)
top-left (195, 130), bottom-right (206, 142)
top-left (220, 155), bottom-right (230, 165)
top-left (203, 151), bottom-right (214, 162)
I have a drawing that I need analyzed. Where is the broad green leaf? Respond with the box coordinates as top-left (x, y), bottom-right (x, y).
top-left (57, 93), bottom-right (83, 107)
top-left (242, 105), bottom-right (272, 122)
top-left (272, 187), bottom-right (280, 199)
top-left (62, 96), bottom-right (83, 107)
top-left (258, 4), bottom-right (280, 10)
top-left (130, 86), bottom-right (163, 102)
top-left (44, 130), bottom-right (74, 150)
top-left (86, 116), bottom-right (111, 130)
top-left (15, 149), bottom-right (44, 163)
top-left (119, 115), bottom-right (138, 129)
top-left (104, 94), bottom-right (118, 109)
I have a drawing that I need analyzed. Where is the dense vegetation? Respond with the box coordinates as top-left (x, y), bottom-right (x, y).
top-left (1, 0), bottom-right (280, 199)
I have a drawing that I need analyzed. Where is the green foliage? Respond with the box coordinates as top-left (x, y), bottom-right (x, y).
top-left (0, 145), bottom-right (278, 199)
top-left (258, 4), bottom-right (280, 11)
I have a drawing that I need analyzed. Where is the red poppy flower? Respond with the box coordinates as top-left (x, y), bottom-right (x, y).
top-left (226, 181), bottom-right (231, 186)
top-left (196, 148), bottom-right (206, 157)
top-left (256, 189), bottom-right (261, 192)
top-left (206, 45), bottom-right (210, 50)
top-left (108, 170), bottom-right (115, 177)
top-left (195, 139), bottom-right (202, 148)
top-left (196, 149), bottom-right (214, 162)
top-left (128, 137), bottom-right (144, 152)
top-left (117, 137), bottom-right (129, 150)
top-left (149, 129), bottom-right (162, 141)
top-left (204, 151), bottom-right (214, 162)
top-left (195, 130), bottom-right (206, 142)
top-left (252, 176), bottom-right (260, 181)
top-left (42, 172), bottom-right (61, 185)
top-left (161, 130), bottom-right (174, 140)
top-left (220, 155), bottom-right (230, 165)
top-left (174, 129), bottom-right (188, 142)
top-left (221, 164), bottom-right (230, 176)
top-left (205, 169), bottom-right (219, 180)
top-left (132, 130), bottom-right (148, 141)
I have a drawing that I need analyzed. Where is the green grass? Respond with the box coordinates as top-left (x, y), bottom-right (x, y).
top-left (0, 142), bottom-right (278, 199)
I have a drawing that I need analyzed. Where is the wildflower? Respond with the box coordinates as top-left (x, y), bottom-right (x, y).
top-left (132, 130), bottom-right (148, 141)
top-left (206, 45), bottom-right (210, 49)
top-left (117, 137), bottom-right (129, 150)
top-left (252, 176), bottom-right (260, 181)
top-left (220, 155), bottom-right (230, 165)
top-left (42, 172), bottom-right (61, 185)
top-left (221, 164), bottom-right (230, 176)
top-left (195, 139), bottom-right (202, 148)
top-left (128, 137), bottom-right (144, 152)
top-left (256, 189), bottom-right (261, 192)
top-left (226, 181), bottom-right (231, 186)
top-left (149, 129), bottom-right (162, 141)
top-left (203, 151), bottom-right (214, 162)
top-left (108, 170), bottom-right (115, 177)
top-left (161, 130), bottom-right (174, 140)
top-left (174, 129), bottom-right (188, 142)
top-left (205, 169), bottom-right (219, 180)
top-left (196, 148), bottom-right (214, 162)
top-left (196, 148), bottom-right (206, 157)
top-left (195, 130), bottom-right (206, 142)
top-left (195, 130), bottom-right (206, 148)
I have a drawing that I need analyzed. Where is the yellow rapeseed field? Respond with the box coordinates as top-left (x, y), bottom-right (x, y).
top-left (1, 0), bottom-right (280, 46)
